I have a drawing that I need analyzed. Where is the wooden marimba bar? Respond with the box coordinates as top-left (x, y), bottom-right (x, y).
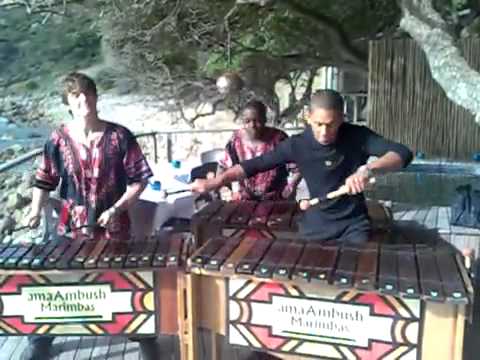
top-left (186, 230), bottom-right (473, 360)
top-left (191, 200), bottom-right (393, 247)
top-left (0, 232), bottom-right (187, 272)
top-left (190, 233), bottom-right (470, 304)
top-left (0, 230), bottom-right (191, 351)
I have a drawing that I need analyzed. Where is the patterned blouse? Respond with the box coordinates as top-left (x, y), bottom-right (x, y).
top-left (34, 122), bottom-right (153, 239)
top-left (219, 127), bottom-right (298, 201)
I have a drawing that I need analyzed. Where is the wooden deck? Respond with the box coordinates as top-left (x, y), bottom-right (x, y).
top-left (0, 335), bottom-right (182, 360)
top-left (392, 202), bottom-right (480, 257)
top-left (1, 202), bottom-right (479, 360)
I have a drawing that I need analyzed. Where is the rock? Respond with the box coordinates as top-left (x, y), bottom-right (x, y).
top-left (0, 40), bottom-right (19, 67)
top-left (16, 193), bottom-right (32, 210)
top-left (6, 144), bottom-right (23, 154)
top-left (21, 172), bottom-right (35, 188)
top-left (6, 192), bottom-right (30, 210)
top-left (13, 209), bottom-right (29, 225)
top-left (0, 215), bottom-right (15, 235)
top-left (27, 132), bottom-right (42, 138)
top-left (115, 78), bottom-right (138, 95)
top-left (6, 193), bottom-right (19, 209)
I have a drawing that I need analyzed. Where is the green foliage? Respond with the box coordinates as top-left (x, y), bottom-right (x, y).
top-left (451, 0), bottom-right (469, 10)
top-left (24, 80), bottom-right (39, 91)
top-left (0, 6), bottom-right (101, 93)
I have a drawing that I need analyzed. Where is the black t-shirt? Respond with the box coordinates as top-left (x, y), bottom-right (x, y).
top-left (241, 123), bottom-right (413, 241)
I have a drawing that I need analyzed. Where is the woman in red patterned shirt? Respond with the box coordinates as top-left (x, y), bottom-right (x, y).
top-left (219, 100), bottom-right (301, 201)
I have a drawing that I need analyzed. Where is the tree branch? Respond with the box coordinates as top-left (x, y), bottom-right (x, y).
top-left (175, 94), bottom-right (226, 128)
top-left (281, 0), bottom-right (368, 68)
top-left (399, 0), bottom-right (480, 123)
top-left (399, 0), bottom-right (451, 33)
top-left (278, 68), bottom-right (316, 125)
top-left (0, 0), bottom-right (68, 16)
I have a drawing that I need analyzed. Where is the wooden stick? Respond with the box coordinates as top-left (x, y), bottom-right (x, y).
top-left (308, 178), bottom-right (376, 206)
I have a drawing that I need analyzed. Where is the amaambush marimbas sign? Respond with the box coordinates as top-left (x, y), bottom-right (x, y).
top-left (187, 230), bottom-right (473, 360)
top-left (0, 230), bottom-right (190, 339)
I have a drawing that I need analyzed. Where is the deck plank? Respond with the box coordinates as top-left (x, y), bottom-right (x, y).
top-left (423, 206), bottom-right (438, 229)
top-left (399, 207), bottom-right (419, 222)
top-left (411, 207), bottom-right (430, 226)
top-left (436, 207), bottom-right (451, 233)
top-left (10, 336), bottom-right (27, 360)
top-left (90, 336), bottom-right (112, 360)
top-left (1, 337), bottom-right (24, 360)
top-left (57, 336), bottom-right (81, 360)
top-left (73, 336), bottom-right (96, 360)
top-left (106, 336), bottom-right (127, 360)
top-left (392, 203), bottom-right (413, 221)
top-left (51, 336), bottom-right (69, 359)
top-left (123, 339), bottom-right (140, 360)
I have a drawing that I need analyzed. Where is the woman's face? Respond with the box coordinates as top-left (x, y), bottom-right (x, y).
top-left (241, 108), bottom-right (266, 140)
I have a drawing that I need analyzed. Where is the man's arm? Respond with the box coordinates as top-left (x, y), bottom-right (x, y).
top-left (191, 138), bottom-right (294, 194)
top-left (282, 171), bottom-right (303, 199)
top-left (97, 180), bottom-right (148, 226)
top-left (113, 181), bottom-right (148, 212)
top-left (344, 127), bottom-right (413, 194)
top-left (26, 137), bottom-right (61, 228)
top-left (364, 151), bottom-right (406, 174)
top-left (362, 127), bottom-right (413, 171)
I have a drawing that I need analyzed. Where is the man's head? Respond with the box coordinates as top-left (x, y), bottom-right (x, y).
top-left (61, 72), bottom-right (98, 119)
top-left (307, 89), bottom-right (344, 145)
top-left (241, 100), bottom-right (267, 140)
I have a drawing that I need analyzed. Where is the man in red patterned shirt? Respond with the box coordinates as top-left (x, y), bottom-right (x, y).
top-left (219, 100), bottom-right (301, 201)
top-left (23, 73), bottom-right (158, 359)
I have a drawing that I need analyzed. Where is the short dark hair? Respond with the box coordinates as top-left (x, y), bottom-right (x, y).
top-left (310, 89), bottom-right (344, 113)
top-left (61, 72), bottom-right (97, 105)
top-left (243, 100), bottom-right (267, 122)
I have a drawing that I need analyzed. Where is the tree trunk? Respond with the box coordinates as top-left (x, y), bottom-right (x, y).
top-left (399, 0), bottom-right (480, 123)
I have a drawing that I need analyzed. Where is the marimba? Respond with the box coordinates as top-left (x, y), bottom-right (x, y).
top-left (0, 231), bottom-right (191, 341)
top-left (191, 200), bottom-right (392, 246)
top-left (186, 231), bottom-right (473, 360)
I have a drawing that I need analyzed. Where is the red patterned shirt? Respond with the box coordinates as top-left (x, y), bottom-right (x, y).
top-left (219, 127), bottom-right (297, 200)
top-left (34, 122), bottom-right (153, 240)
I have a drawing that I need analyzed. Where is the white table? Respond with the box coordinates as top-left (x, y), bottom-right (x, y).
top-left (131, 160), bottom-right (200, 237)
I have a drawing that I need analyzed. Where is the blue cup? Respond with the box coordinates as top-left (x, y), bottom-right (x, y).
top-left (150, 180), bottom-right (161, 191)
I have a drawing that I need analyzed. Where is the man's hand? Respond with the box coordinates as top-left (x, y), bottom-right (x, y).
top-left (97, 207), bottom-right (116, 227)
top-left (298, 199), bottom-right (311, 211)
top-left (25, 211), bottom-right (42, 229)
top-left (219, 186), bottom-right (233, 201)
top-left (190, 178), bottom-right (220, 194)
top-left (344, 165), bottom-right (371, 195)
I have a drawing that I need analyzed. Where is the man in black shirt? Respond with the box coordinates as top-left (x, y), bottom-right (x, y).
top-left (191, 90), bottom-right (413, 243)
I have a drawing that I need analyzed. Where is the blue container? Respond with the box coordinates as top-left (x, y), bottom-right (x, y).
top-left (150, 180), bottom-right (161, 191)
top-left (171, 160), bottom-right (181, 169)
top-left (415, 151), bottom-right (425, 159)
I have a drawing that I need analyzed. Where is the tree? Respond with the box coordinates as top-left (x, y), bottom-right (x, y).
top-left (241, 0), bottom-right (480, 123)
top-left (5, 0), bottom-right (480, 125)
top-left (99, 0), bottom-right (399, 125)
top-left (398, 0), bottom-right (480, 123)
